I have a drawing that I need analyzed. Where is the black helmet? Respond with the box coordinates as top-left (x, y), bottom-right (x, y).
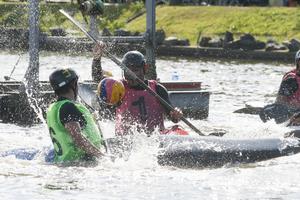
top-left (121, 51), bottom-right (145, 68)
top-left (49, 68), bottom-right (78, 91)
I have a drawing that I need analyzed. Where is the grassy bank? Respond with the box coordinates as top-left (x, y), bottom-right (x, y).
top-left (1, 3), bottom-right (300, 45)
top-left (122, 5), bottom-right (300, 45)
top-left (0, 2), bottom-right (136, 34)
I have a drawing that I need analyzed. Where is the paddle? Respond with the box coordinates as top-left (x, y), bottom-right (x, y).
top-left (60, 9), bottom-right (225, 137)
top-left (79, 82), bottom-right (227, 137)
top-left (77, 84), bottom-right (112, 154)
top-left (233, 104), bottom-right (263, 115)
top-left (284, 129), bottom-right (300, 138)
top-left (234, 103), bottom-right (299, 125)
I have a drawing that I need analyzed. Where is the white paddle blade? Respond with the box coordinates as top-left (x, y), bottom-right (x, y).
top-left (78, 83), bottom-right (100, 110)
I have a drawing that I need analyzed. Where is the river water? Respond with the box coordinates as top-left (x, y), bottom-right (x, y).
top-left (0, 51), bottom-right (300, 199)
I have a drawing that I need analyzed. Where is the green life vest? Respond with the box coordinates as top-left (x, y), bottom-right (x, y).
top-left (46, 99), bottom-right (103, 162)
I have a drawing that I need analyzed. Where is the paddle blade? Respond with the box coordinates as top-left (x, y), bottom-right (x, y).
top-left (284, 130), bottom-right (300, 138)
top-left (208, 131), bottom-right (227, 137)
top-left (78, 83), bottom-right (100, 110)
top-left (233, 105), bottom-right (262, 115)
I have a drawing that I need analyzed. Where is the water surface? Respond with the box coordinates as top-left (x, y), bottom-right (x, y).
top-left (0, 51), bottom-right (299, 200)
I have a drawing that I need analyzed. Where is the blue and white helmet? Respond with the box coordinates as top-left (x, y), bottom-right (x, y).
top-left (295, 50), bottom-right (300, 67)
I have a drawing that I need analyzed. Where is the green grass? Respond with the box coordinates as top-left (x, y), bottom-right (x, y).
top-left (0, 3), bottom-right (28, 27)
top-left (1, 3), bottom-right (300, 46)
top-left (123, 5), bottom-right (300, 45)
top-left (0, 3), bottom-right (79, 31)
top-left (0, 2), bottom-right (136, 34)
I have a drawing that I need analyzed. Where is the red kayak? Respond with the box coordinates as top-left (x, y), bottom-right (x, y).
top-left (160, 125), bottom-right (189, 136)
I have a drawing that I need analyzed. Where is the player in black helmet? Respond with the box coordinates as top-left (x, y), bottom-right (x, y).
top-left (47, 68), bottom-right (104, 163)
top-left (93, 43), bottom-right (183, 135)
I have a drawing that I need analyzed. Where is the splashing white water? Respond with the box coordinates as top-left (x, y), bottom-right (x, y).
top-left (1, 51), bottom-right (300, 199)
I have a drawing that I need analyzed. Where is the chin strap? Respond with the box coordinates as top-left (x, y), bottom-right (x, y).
top-left (72, 81), bottom-right (79, 100)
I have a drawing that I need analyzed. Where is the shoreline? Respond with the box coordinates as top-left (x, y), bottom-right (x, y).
top-left (157, 46), bottom-right (294, 63)
top-left (0, 34), bottom-right (294, 63)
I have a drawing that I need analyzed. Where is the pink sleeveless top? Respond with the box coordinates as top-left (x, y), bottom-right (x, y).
top-left (115, 80), bottom-right (165, 135)
top-left (282, 69), bottom-right (300, 108)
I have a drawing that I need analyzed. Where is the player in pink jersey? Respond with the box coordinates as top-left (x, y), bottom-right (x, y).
top-left (93, 44), bottom-right (183, 135)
